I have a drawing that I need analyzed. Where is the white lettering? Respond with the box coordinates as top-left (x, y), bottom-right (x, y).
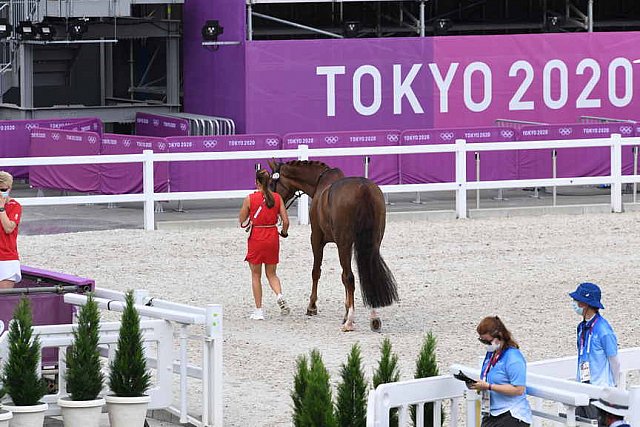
top-left (353, 65), bottom-right (382, 116)
top-left (543, 59), bottom-right (569, 110)
top-left (429, 63), bottom-right (459, 113)
top-left (464, 62), bottom-right (492, 112)
top-left (393, 64), bottom-right (424, 115)
top-left (317, 66), bottom-right (346, 117)
top-left (608, 57), bottom-right (633, 108)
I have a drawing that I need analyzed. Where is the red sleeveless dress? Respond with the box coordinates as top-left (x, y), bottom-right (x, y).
top-left (245, 191), bottom-right (282, 265)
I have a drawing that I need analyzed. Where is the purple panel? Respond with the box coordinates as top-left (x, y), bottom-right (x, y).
top-left (183, 0), bottom-right (246, 131)
top-left (60, 118), bottom-right (104, 135)
top-left (167, 134), bottom-right (281, 191)
top-left (135, 113), bottom-right (190, 137)
top-left (0, 118), bottom-right (100, 178)
top-left (401, 127), bottom-right (518, 183)
top-left (0, 266), bottom-right (94, 366)
top-left (282, 130), bottom-right (401, 185)
top-left (100, 134), bottom-right (170, 194)
top-left (519, 123), bottom-right (635, 178)
top-left (236, 32), bottom-right (640, 135)
top-left (29, 128), bottom-right (101, 192)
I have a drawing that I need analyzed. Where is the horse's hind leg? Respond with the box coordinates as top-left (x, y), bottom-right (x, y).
top-left (307, 232), bottom-right (325, 316)
top-left (337, 243), bottom-right (356, 332)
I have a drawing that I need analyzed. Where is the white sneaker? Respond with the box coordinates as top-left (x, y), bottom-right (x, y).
top-left (277, 296), bottom-right (290, 315)
top-left (250, 309), bottom-right (264, 320)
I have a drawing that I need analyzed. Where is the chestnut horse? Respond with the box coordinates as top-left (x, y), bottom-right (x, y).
top-left (268, 160), bottom-right (398, 331)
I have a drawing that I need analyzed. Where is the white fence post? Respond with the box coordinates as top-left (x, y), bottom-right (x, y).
top-left (455, 139), bottom-right (468, 219)
top-left (465, 389), bottom-right (480, 427)
top-left (204, 304), bottom-right (224, 427)
top-left (629, 385), bottom-right (640, 427)
top-left (142, 149), bottom-right (156, 230)
top-left (610, 134), bottom-right (623, 213)
top-left (297, 144), bottom-right (310, 225)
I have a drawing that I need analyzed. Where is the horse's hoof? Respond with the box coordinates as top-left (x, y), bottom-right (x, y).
top-left (370, 317), bottom-right (382, 332)
top-left (306, 308), bottom-right (318, 316)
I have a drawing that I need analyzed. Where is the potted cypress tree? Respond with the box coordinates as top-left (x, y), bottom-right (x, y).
top-left (57, 295), bottom-right (105, 427)
top-left (105, 291), bottom-right (151, 427)
top-left (0, 297), bottom-right (48, 427)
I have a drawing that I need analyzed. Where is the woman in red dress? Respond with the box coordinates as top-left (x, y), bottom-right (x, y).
top-left (239, 169), bottom-right (290, 320)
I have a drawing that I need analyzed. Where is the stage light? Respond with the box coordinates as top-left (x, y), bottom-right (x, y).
top-left (342, 21), bottom-right (361, 38)
top-left (0, 19), bottom-right (12, 39)
top-left (545, 14), bottom-right (563, 32)
top-left (68, 18), bottom-right (88, 40)
top-left (201, 20), bottom-right (224, 42)
top-left (36, 22), bottom-right (56, 41)
top-left (434, 18), bottom-right (452, 36)
top-left (16, 21), bottom-right (35, 40)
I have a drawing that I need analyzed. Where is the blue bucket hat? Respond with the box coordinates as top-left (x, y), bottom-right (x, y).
top-left (569, 282), bottom-right (604, 309)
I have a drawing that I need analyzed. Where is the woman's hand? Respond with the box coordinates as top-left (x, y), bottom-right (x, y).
top-left (469, 380), bottom-right (490, 391)
top-left (280, 231), bottom-right (288, 238)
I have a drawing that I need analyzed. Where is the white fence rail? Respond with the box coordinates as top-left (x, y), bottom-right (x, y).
top-left (0, 288), bottom-right (224, 427)
top-left (3, 134), bottom-right (640, 229)
top-left (367, 347), bottom-right (640, 427)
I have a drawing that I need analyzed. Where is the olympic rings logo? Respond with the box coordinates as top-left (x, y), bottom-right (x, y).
top-left (387, 134), bottom-right (399, 142)
top-left (501, 130), bottom-right (514, 139)
top-left (620, 126), bottom-right (633, 135)
top-left (88, 136), bottom-right (97, 144)
top-left (123, 139), bottom-right (132, 147)
top-left (52, 133), bottom-right (60, 141)
top-left (180, 123), bottom-right (188, 131)
top-left (559, 128), bottom-right (573, 136)
top-left (26, 123), bottom-right (37, 131)
top-left (325, 136), bottom-right (339, 144)
top-left (153, 119), bottom-right (160, 127)
top-left (266, 138), bottom-right (279, 147)
top-left (158, 142), bottom-right (166, 151)
top-left (203, 140), bottom-right (218, 149)
top-left (440, 132), bottom-right (455, 141)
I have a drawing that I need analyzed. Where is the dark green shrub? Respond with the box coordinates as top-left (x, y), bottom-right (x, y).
top-left (108, 291), bottom-right (151, 397)
top-left (335, 344), bottom-right (367, 427)
top-left (0, 297), bottom-right (48, 405)
top-left (291, 354), bottom-right (309, 427)
top-left (411, 331), bottom-right (443, 427)
top-left (65, 294), bottom-right (104, 400)
top-left (299, 349), bottom-right (336, 427)
top-left (372, 338), bottom-right (400, 427)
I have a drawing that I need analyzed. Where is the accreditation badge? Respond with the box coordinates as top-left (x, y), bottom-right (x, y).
top-left (481, 390), bottom-right (491, 415)
top-left (579, 361), bottom-right (591, 383)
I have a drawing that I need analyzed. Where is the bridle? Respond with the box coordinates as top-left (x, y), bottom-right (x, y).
top-left (271, 164), bottom-right (333, 209)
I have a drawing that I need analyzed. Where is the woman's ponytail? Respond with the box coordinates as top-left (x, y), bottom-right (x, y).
top-left (256, 169), bottom-right (275, 208)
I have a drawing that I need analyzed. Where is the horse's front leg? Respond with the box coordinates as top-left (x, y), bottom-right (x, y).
top-left (337, 244), bottom-right (356, 332)
top-left (307, 232), bottom-right (325, 316)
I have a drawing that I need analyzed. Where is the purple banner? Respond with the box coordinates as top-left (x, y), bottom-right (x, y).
top-left (0, 118), bottom-right (101, 178)
top-left (100, 134), bottom-right (169, 194)
top-left (519, 123), bottom-right (635, 178)
top-left (166, 134), bottom-right (281, 191)
top-left (135, 112), bottom-right (190, 137)
top-left (60, 118), bottom-right (104, 135)
top-left (282, 130), bottom-right (401, 184)
top-left (29, 128), bottom-right (101, 192)
top-left (234, 32), bottom-right (640, 135)
top-left (401, 127), bottom-right (518, 184)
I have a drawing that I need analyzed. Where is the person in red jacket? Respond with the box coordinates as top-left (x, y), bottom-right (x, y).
top-left (239, 169), bottom-right (290, 320)
top-left (0, 171), bottom-right (22, 289)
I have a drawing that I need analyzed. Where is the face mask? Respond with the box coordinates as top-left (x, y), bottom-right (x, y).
top-left (0, 191), bottom-right (8, 198)
top-left (572, 300), bottom-right (584, 316)
top-left (485, 339), bottom-right (500, 352)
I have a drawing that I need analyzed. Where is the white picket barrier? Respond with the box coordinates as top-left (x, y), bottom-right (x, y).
top-left (2, 133), bottom-right (640, 229)
top-left (367, 347), bottom-right (640, 427)
top-left (0, 288), bottom-right (223, 427)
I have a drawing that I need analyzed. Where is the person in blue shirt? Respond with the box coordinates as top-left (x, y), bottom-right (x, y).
top-left (470, 316), bottom-right (532, 427)
top-left (569, 282), bottom-right (620, 423)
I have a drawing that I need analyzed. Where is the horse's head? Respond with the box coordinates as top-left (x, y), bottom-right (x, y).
top-left (268, 160), bottom-right (299, 207)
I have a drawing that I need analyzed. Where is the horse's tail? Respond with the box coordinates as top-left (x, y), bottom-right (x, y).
top-left (353, 186), bottom-right (399, 308)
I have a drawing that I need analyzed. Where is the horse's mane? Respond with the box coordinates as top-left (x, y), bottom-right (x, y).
top-left (283, 160), bottom-right (330, 169)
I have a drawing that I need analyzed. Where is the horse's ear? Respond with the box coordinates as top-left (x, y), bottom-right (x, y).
top-left (267, 159), bottom-right (277, 171)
